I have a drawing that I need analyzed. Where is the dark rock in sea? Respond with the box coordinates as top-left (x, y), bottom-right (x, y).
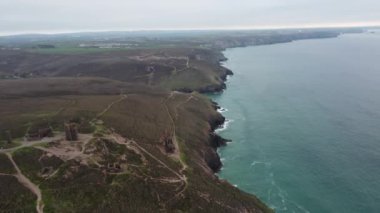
top-left (210, 114), bottom-right (226, 132)
top-left (211, 101), bottom-right (220, 110)
top-left (226, 68), bottom-right (233, 75)
top-left (204, 149), bottom-right (222, 172)
top-left (203, 108), bottom-right (231, 173)
top-left (219, 56), bottom-right (228, 62)
top-left (209, 132), bottom-right (230, 149)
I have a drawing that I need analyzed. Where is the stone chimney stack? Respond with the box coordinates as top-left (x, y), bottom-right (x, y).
top-left (5, 130), bottom-right (12, 144)
top-left (64, 123), bottom-right (78, 141)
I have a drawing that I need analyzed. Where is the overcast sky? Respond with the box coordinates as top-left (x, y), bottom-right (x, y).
top-left (1, 0), bottom-right (380, 35)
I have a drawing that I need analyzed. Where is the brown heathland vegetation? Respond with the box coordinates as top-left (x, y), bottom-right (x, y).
top-left (0, 78), bottom-right (271, 212)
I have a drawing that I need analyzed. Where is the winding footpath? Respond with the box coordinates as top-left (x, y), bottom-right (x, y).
top-left (0, 136), bottom-right (64, 213)
top-left (6, 153), bottom-right (44, 213)
top-left (0, 93), bottom-right (195, 212)
top-left (163, 92), bottom-right (201, 202)
top-left (96, 94), bottom-right (128, 118)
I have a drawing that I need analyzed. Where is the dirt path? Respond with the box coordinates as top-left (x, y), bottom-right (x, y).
top-left (164, 92), bottom-right (204, 200)
top-left (0, 133), bottom-right (91, 213)
top-left (0, 92), bottom-right (194, 211)
top-left (111, 132), bottom-right (187, 201)
top-left (0, 134), bottom-right (65, 213)
top-left (162, 93), bottom-right (193, 202)
top-left (6, 153), bottom-right (44, 213)
top-left (177, 57), bottom-right (190, 72)
top-left (173, 94), bottom-right (197, 119)
top-left (113, 133), bottom-right (185, 180)
top-left (110, 134), bottom-right (148, 164)
top-left (97, 94), bottom-right (128, 118)
top-left (166, 92), bottom-right (195, 161)
top-left (0, 135), bottom-right (63, 154)
top-left (163, 101), bottom-right (181, 160)
top-left (34, 134), bottom-right (93, 165)
top-left (127, 138), bottom-right (184, 181)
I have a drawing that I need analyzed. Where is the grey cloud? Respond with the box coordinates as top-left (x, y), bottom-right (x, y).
top-left (0, 0), bottom-right (379, 34)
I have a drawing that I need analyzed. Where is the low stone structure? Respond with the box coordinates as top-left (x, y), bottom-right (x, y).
top-left (5, 130), bottom-right (12, 144)
top-left (25, 127), bottom-right (53, 141)
top-left (38, 128), bottom-right (53, 138)
top-left (160, 130), bottom-right (175, 153)
top-left (64, 123), bottom-right (78, 141)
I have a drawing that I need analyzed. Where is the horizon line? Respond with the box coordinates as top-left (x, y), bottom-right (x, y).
top-left (1, 22), bottom-right (380, 37)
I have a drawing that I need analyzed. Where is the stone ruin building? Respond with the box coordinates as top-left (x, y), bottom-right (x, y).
top-left (5, 130), bottom-right (12, 144)
top-left (64, 123), bottom-right (78, 141)
top-left (160, 130), bottom-right (175, 153)
top-left (107, 163), bottom-right (122, 173)
top-left (25, 127), bottom-right (53, 141)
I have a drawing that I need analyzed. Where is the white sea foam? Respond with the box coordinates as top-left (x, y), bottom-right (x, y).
top-left (250, 161), bottom-right (263, 167)
top-left (217, 107), bottom-right (228, 113)
top-left (294, 202), bottom-right (311, 213)
top-left (215, 119), bottom-right (233, 133)
top-left (267, 177), bottom-right (311, 213)
top-left (278, 192), bottom-right (286, 204)
top-left (217, 149), bottom-right (221, 155)
top-left (250, 161), bottom-right (271, 167)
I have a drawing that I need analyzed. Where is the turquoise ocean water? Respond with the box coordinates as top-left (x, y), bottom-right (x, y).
top-left (210, 32), bottom-right (380, 213)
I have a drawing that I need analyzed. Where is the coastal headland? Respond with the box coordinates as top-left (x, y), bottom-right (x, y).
top-left (0, 28), bottom-right (362, 212)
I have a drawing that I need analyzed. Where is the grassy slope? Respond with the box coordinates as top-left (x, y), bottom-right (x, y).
top-left (0, 153), bottom-right (16, 174)
top-left (0, 175), bottom-right (37, 212)
top-left (0, 47), bottom-right (229, 92)
top-left (0, 78), bottom-right (272, 212)
top-left (0, 30), bottom-right (357, 212)
top-left (0, 153), bottom-right (37, 212)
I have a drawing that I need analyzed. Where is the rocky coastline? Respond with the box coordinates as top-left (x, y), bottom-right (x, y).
top-left (1, 29), bottom-right (362, 212)
top-left (203, 56), bottom-right (233, 173)
top-left (200, 29), bottom-right (357, 173)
